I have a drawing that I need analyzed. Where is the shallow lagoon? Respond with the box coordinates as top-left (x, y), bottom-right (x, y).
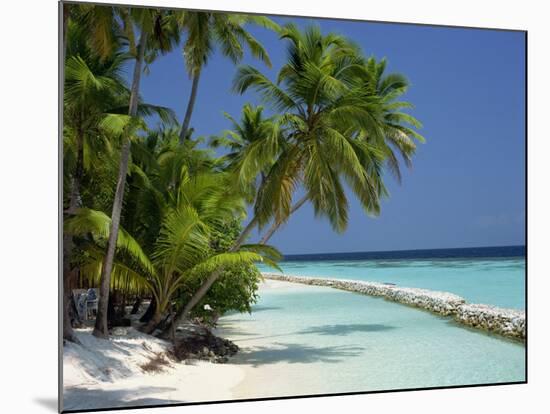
top-left (219, 280), bottom-right (525, 399)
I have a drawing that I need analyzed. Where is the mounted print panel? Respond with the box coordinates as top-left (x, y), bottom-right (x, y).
top-left (60, 1), bottom-right (526, 412)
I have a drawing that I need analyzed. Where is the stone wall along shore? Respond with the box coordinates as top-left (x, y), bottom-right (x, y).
top-left (262, 272), bottom-right (525, 342)
top-left (454, 304), bottom-right (525, 341)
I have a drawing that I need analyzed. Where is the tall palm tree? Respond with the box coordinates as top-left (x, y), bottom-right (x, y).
top-left (257, 57), bottom-right (425, 245)
top-left (62, 12), bottom-right (177, 341)
top-left (62, 22), bottom-right (129, 342)
top-left (233, 24), bottom-right (390, 231)
top-left (177, 11), bottom-right (280, 143)
top-left (61, 4), bottom-right (125, 341)
top-left (93, 7), bottom-right (180, 338)
top-left (169, 24), bottom-right (393, 327)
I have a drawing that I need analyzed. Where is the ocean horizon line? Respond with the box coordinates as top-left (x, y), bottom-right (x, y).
top-left (280, 244), bottom-right (526, 261)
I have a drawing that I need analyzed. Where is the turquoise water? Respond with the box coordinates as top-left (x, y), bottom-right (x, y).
top-left (259, 256), bottom-right (525, 309)
top-left (220, 282), bottom-right (525, 399)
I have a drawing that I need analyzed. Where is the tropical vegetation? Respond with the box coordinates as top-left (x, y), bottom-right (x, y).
top-left (62, 3), bottom-right (424, 343)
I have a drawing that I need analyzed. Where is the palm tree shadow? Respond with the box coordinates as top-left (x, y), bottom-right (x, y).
top-left (220, 323), bottom-right (398, 343)
top-left (235, 342), bottom-right (365, 367)
top-left (298, 323), bottom-right (397, 336)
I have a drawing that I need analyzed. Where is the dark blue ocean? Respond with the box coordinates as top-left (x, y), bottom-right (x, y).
top-left (282, 245), bottom-right (525, 262)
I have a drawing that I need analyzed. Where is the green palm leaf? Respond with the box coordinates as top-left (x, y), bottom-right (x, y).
top-left (64, 208), bottom-right (155, 275)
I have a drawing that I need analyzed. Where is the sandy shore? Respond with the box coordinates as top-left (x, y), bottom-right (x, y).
top-left (64, 278), bottom-right (524, 408)
top-left (62, 327), bottom-right (244, 411)
top-left (62, 280), bottom-right (306, 410)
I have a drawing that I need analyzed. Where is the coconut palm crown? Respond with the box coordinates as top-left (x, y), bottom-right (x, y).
top-left (233, 24), bottom-right (394, 233)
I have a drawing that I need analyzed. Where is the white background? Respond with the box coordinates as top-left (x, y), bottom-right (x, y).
top-left (1, 0), bottom-right (547, 413)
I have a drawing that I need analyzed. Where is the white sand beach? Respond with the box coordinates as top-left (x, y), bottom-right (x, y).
top-left (62, 327), bottom-right (245, 411)
top-left (62, 280), bottom-right (297, 410)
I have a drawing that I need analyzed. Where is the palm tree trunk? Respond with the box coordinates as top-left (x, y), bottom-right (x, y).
top-left (68, 128), bottom-right (84, 214)
top-left (169, 302), bottom-right (176, 345)
top-left (142, 310), bottom-right (163, 334)
top-left (163, 216), bottom-right (258, 335)
top-left (62, 128), bottom-right (85, 342)
top-left (178, 67), bottom-right (202, 144)
top-left (259, 195), bottom-right (308, 244)
top-left (140, 297), bottom-right (157, 323)
top-left (62, 235), bottom-right (79, 343)
top-left (93, 31), bottom-right (148, 339)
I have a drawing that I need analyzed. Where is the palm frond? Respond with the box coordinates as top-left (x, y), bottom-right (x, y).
top-left (64, 208), bottom-right (155, 275)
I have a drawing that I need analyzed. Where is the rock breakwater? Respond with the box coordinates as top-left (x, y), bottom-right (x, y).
top-left (262, 273), bottom-right (525, 341)
top-left (454, 304), bottom-right (525, 340)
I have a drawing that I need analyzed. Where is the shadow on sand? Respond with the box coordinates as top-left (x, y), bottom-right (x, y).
top-left (298, 323), bottom-right (397, 336)
top-left (221, 323), bottom-right (398, 343)
top-left (234, 342), bottom-right (365, 367)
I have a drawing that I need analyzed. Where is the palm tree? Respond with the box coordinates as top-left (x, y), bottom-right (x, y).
top-left (61, 4), bottom-right (124, 342)
top-left (177, 11), bottom-right (280, 143)
top-left (65, 140), bottom-right (281, 336)
top-left (63, 25), bottom-right (129, 212)
top-left (62, 21), bottom-right (129, 342)
top-left (257, 56), bottom-right (425, 245)
top-left (355, 57), bottom-right (425, 182)
top-left (169, 24), bottom-right (394, 326)
top-left (210, 103), bottom-right (291, 245)
top-left (210, 103), bottom-right (282, 202)
top-left (232, 24), bottom-right (392, 231)
top-left (62, 7), bottom-right (178, 341)
top-left (93, 7), bottom-right (180, 338)
top-left (145, 169), bottom-right (280, 333)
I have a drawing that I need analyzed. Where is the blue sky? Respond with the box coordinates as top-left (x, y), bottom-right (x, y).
top-left (137, 14), bottom-right (526, 255)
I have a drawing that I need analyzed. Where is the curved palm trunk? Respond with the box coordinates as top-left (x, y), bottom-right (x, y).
top-left (93, 31), bottom-right (149, 339)
top-left (162, 216), bottom-right (258, 336)
top-left (178, 67), bottom-right (202, 144)
top-left (142, 310), bottom-right (163, 334)
top-left (259, 195), bottom-right (308, 244)
top-left (140, 297), bottom-right (157, 323)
